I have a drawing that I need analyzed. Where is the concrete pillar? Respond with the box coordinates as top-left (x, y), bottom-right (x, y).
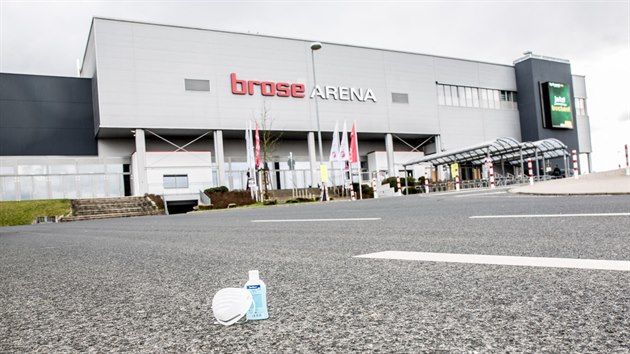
top-left (435, 135), bottom-right (442, 153)
top-left (308, 132), bottom-right (318, 187)
top-left (134, 128), bottom-right (148, 195)
top-left (213, 130), bottom-right (226, 187)
top-left (385, 133), bottom-right (395, 177)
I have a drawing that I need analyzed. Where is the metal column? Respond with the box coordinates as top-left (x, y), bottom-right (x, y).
top-left (133, 128), bottom-right (148, 195)
top-left (307, 132), bottom-right (318, 187)
top-left (213, 130), bottom-right (226, 187)
top-left (385, 133), bottom-right (395, 177)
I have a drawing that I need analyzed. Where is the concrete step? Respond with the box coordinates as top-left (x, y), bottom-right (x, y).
top-left (61, 210), bottom-right (164, 222)
top-left (74, 203), bottom-right (154, 211)
top-left (72, 207), bottom-right (158, 216)
top-left (64, 195), bottom-right (164, 222)
top-left (72, 197), bottom-right (148, 205)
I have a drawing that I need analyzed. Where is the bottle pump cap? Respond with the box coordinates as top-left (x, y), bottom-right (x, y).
top-left (249, 270), bottom-right (259, 280)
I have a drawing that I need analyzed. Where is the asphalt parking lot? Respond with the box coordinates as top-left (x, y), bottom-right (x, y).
top-left (1, 191), bottom-right (629, 352)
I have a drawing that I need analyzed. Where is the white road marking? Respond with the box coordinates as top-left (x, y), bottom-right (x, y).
top-left (354, 251), bottom-right (630, 271)
top-left (252, 217), bottom-right (381, 223)
top-left (470, 212), bottom-right (630, 219)
top-left (455, 191), bottom-right (507, 198)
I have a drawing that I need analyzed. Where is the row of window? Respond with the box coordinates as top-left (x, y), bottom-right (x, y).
top-left (437, 84), bottom-right (518, 110)
top-left (575, 97), bottom-right (587, 116)
top-left (187, 78), bottom-right (589, 115)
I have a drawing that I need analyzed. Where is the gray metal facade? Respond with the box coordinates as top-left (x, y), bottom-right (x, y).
top-left (80, 18), bottom-right (522, 151)
top-left (0, 73), bottom-right (97, 156)
top-left (514, 58), bottom-right (581, 154)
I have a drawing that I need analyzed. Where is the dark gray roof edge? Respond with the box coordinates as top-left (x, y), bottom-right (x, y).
top-left (0, 71), bottom-right (91, 80)
top-left (88, 16), bottom-right (516, 69)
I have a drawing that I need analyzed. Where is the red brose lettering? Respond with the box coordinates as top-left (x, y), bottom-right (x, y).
top-left (231, 73), bottom-right (305, 98)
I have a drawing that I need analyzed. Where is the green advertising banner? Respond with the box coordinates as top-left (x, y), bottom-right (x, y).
top-left (544, 82), bottom-right (573, 129)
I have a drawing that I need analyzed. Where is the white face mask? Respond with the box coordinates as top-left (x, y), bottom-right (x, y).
top-left (211, 288), bottom-right (254, 326)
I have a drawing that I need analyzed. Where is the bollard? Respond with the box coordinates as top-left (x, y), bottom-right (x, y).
top-left (396, 176), bottom-right (402, 196)
top-left (528, 158), bottom-right (534, 185)
top-left (349, 181), bottom-right (356, 201)
top-left (371, 178), bottom-right (378, 199)
top-left (424, 172), bottom-right (430, 194)
top-left (625, 144), bottom-right (629, 176)
top-left (489, 158), bottom-right (495, 189)
top-left (572, 150), bottom-right (579, 179)
top-left (455, 174), bottom-right (460, 191)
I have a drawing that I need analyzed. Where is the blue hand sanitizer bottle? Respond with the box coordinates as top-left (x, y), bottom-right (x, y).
top-left (244, 270), bottom-right (268, 320)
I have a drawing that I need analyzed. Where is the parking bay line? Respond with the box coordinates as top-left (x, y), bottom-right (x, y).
top-left (470, 212), bottom-right (630, 219)
top-left (252, 217), bottom-right (381, 223)
top-left (354, 251), bottom-right (630, 271)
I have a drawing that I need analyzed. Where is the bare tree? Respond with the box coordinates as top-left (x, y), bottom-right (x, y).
top-left (256, 104), bottom-right (282, 201)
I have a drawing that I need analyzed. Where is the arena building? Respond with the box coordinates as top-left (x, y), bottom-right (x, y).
top-left (0, 17), bottom-right (592, 203)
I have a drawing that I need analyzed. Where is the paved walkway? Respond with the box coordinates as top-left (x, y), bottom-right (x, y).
top-left (509, 168), bottom-right (630, 195)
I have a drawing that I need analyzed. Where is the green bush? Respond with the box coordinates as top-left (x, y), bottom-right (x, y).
top-left (352, 183), bottom-right (374, 199)
top-left (381, 176), bottom-right (415, 192)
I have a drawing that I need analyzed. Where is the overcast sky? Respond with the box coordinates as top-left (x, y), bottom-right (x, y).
top-left (1, 0), bottom-right (628, 171)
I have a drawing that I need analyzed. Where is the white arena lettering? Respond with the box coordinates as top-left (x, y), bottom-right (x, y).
top-left (310, 85), bottom-right (377, 102)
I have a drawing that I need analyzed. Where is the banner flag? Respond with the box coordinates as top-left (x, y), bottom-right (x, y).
top-left (339, 121), bottom-right (349, 162)
top-left (255, 122), bottom-right (261, 169)
top-left (349, 121), bottom-right (359, 163)
top-left (329, 121), bottom-right (340, 162)
top-left (246, 121), bottom-right (255, 170)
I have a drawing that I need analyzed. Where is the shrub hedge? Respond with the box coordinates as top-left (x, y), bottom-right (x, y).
top-left (203, 187), bottom-right (255, 209)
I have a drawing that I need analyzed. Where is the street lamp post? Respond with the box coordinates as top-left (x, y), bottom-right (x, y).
top-left (310, 42), bottom-right (328, 201)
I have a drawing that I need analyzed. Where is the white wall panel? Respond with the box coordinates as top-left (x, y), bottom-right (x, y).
top-left (91, 18), bottom-right (521, 145)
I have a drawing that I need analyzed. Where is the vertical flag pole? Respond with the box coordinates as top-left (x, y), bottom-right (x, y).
top-left (351, 121), bottom-right (363, 200)
top-left (625, 144), bottom-right (629, 176)
top-left (572, 150), bottom-right (579, 179)
top-left (489, 157), bottom-right (495, 189)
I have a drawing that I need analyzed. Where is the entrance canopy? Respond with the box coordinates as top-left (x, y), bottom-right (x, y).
top-left (403, 137), bottom-right (568, 167)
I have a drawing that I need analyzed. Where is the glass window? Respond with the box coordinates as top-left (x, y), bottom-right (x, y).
top-left (392, 92), bottom-right (409, 104)
top-left (49, 164), bottom-right (77, 174)
top-left (1, 177), bottom-right (17, 201)
top-left (50, 176), bottom-right (64, 199)
top-left (164, 175), bottom-right (189, 189)
top-left (575, 98), bottom-right (586, 115)
top-left (437, 85), bottom-right (445, 105)
top-left (108, 175), bottom-right (124, 197)
top-left (184, 79), bottom-right (210, 92)
top-left (458, 87), bottom-right (466, 106)
top-left (19, 176), bottom-right (33, 200)
top-left (451, 86), bottom-right (459, 106)
top-left (491, 90), bottom-right (500, 109)
top-left (472, 88), bottom-right (479, 108)
top-left (500, 90), bottom-right (508, 101)
top-left (444, 85), bottom-right (453, 105)
top-left (79, 175), bottom-right (93, 198)
top-left (92, 175), bottom-right (106, 198)
top-left (63, 176), bottom-right (78, 199)
top-left (18, 165), bottom-right (46, 175)
top-left (32, 176), bottom-right (48, 200)
top-left (465, 87), bottom-right (473, 107)
top-left (0, 165), bottom-right (15, 175)
top-left (77, 164), bottom-right (105, 174)
top-left (480, 89), bottom-right (488, 108)
top-left (106, 164), bottom-right (124, 173)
